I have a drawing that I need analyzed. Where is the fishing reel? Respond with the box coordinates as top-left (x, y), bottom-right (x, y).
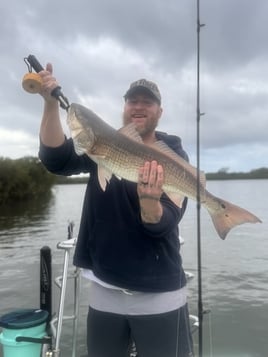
top-left (22, 55), bottom-right (70, 111)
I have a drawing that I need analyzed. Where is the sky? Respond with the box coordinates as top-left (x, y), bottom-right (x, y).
top-left (0, 0), bottom-right (267, 173)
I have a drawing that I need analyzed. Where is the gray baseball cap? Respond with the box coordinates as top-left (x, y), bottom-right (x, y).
top-left (124, 78), bottom-right (161, 104)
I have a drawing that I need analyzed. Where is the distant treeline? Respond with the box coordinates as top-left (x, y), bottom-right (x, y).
top-left (27, 164), bottom-right (268, 185)
top-left (0, 157), bottom-right (56, 205)
top-left (206, 167), bottom-right (268, 180)
top-left (57, 167), bottom-right (268, 184)
top-left (0, 157), bottom-right (268, 204)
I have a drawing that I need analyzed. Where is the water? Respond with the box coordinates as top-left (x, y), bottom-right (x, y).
top-left (0, 180), bottom-right (267, 357)
top-left (180, 180), bottom-right (268, 357)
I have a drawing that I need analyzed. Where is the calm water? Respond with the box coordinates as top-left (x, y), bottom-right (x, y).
top-left (0, 180), bottom-right (267, 357)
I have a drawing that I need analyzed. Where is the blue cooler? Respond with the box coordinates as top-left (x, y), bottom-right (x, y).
top-left (0, 309), bottom-right (48, 357)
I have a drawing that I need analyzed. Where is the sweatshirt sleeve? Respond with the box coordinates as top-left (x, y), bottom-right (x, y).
top-left (140, 194), bottom-right (188, 239)
top-left (39, 137), bottom-right (95, 176)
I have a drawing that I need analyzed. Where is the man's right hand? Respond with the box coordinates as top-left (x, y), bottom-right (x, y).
top-left (39, 63), bottom-right (65, 147)
top-left (39, 63), bottom-right (59, 104)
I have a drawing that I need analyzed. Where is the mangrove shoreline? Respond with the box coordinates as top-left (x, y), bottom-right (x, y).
top-left (1, 157), bottom-right (267, 204)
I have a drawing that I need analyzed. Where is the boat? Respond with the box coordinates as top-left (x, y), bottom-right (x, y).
top-left (0, 222), bottom-right (199, 357)
top-left (53, 228), bottom-right (198, 356)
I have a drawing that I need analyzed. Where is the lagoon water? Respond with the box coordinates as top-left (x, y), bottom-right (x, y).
top-left (0, 180), bottom-right (267, 357)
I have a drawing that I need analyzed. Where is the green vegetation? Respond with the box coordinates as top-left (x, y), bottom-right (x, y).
top-left (0, 157), bottom-right (267, 204)
top-left (206, 167), bottom-right (268, 180)
top-left (0, 157), bottom-right (56, 205)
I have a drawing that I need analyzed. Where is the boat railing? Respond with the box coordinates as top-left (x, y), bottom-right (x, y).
top-left (44, 237), bottom-right (81, 357)
top-left (42, 230), bottom-right (198, 356)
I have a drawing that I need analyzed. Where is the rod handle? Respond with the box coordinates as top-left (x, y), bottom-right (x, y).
top-left (24, 55), bottom-right (70, 111)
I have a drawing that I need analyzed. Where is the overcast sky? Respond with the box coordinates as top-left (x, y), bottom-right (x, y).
top-left (0, 0), bottom-right (267, 172)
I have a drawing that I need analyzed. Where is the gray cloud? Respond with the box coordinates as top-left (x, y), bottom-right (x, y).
top-left (0, 0), bottom-right (267, 172)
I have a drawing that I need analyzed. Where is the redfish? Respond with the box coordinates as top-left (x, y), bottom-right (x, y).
top-left (67, 103), bottom-right (261, 239)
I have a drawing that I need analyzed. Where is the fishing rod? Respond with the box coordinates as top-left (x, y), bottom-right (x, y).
top-left (22, 55), bottom-right (70, 111)
top-left (196, 0), bottom-right (206, 356)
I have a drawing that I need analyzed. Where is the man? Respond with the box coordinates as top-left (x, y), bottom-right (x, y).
top-left (38, 64), bottom-right (194, 357)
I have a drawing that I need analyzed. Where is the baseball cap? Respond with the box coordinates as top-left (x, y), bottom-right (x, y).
top-left (124, 79), bottom-right (161, 104)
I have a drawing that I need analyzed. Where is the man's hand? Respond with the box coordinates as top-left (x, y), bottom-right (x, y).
top-left (137, 161), bottom-right (164, 223)
top-left (39, 63), bottom-right (65, 147)
top-left (39, 63), bottom-right (59, 103)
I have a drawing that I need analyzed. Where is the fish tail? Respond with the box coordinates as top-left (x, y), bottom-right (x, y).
top-left (207, 198), bottom-right (262, 240)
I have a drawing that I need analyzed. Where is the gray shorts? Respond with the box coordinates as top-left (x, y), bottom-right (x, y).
top-left (87, 304), bottom-right (194, 357)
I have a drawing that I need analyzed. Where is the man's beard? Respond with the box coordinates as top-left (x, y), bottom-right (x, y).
top-left (122, 113), bottom-right (159, 139)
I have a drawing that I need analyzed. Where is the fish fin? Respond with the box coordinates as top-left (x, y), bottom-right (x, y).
top-left (97, 165), bottom-right (112, 191)
top-left (118, 124), bottom-right (143, 143)
top-left (152, 141), bottom-right (206, 187)
top-left (208, 196), bottom-right (262, 240)
top-left (165, 192), bottom-right (185, 208)
top-left (88, 154), bottom-right (106, 160)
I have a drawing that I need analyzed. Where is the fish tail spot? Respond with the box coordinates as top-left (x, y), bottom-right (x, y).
top-left (210, 199), bottom-right (261, 239)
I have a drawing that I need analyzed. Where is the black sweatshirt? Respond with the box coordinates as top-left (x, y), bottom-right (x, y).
top-left (39, 131), bottom-right (189, 292)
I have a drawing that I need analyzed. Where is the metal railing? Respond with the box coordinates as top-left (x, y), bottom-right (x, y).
top-left (44, 237), bottom-right (81, 357)
top-left (42, 230), bottom-right (198, 356)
